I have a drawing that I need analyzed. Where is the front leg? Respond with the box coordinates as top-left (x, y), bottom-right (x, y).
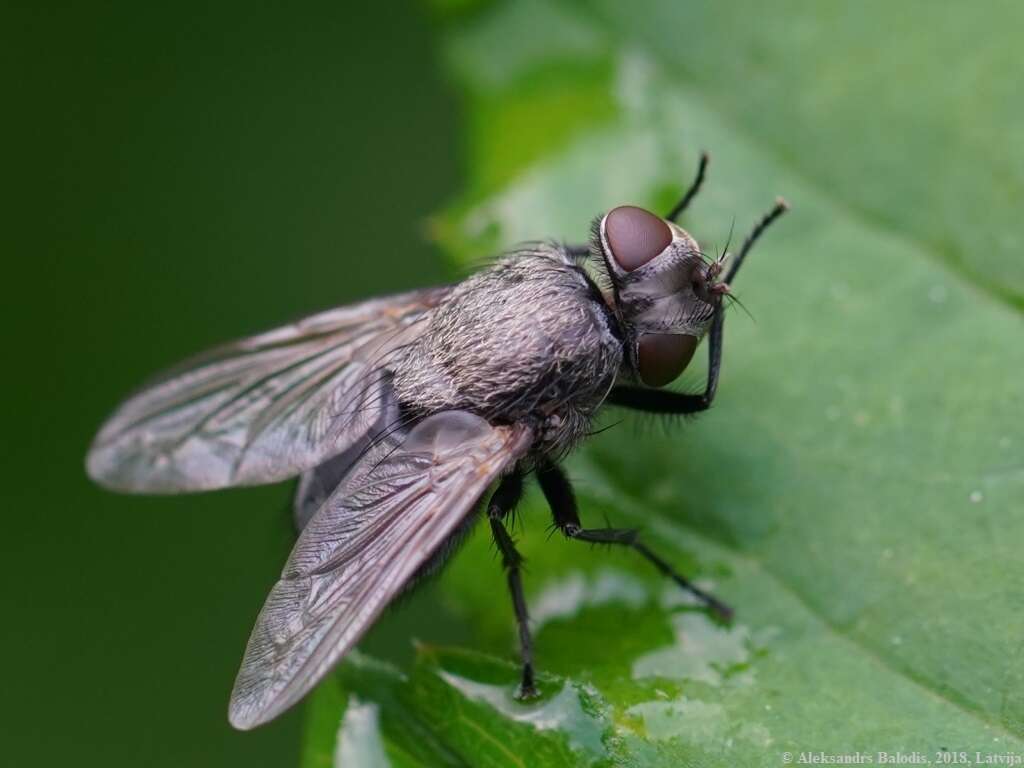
top-left (565, 153), bottom-right (712, 259)
top-left (536, 462), bottom-right (732, 621)
top-left (606, 306), bottom-right (725, 415)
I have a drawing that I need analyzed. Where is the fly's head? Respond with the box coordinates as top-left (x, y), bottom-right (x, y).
top-left (592, 205), bottom-right (729, 387)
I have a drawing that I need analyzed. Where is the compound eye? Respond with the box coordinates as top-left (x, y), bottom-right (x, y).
top-left (605, 205), bottom-right (672, 271)
top-left (638, 333), bottom-right (698, 387)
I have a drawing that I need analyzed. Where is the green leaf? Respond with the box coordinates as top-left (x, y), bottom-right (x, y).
top-left (306, 0), bottom-right (1024, 764)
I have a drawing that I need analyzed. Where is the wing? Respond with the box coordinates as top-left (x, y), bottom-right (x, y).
top-left (292, 442), bottom-right (369, 533)
top-left (228, 410), bottom-right (534, 730)
top-left (86, 287), bottom-right (449, 493)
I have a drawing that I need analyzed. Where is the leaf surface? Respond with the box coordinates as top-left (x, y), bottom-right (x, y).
top-left (306, 1), bottom-right (1024, 764)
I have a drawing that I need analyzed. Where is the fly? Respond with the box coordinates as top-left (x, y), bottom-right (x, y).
top-left (86, 154), bottom-right (788, 729)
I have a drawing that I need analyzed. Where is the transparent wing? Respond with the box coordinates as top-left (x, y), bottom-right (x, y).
top-left (86, 287), bottom-right (449, 492)
top-left (292, 441), bottom-right (372, 533)
top-left (228, 410), bottom-right (534, 730)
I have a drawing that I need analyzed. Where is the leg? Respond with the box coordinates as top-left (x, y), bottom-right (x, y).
top-left (487, 471), bottom-right (539, 698)
top-left (536, 462), bottom-right (732, 621)
top-left (565, 153), bottom-right (712, 259)
top-left (665, 151), bottom-right (710, 223)
top-left (606, 198), bottom-right (789, 416)
top-left (604, 307), bottom-right (723, 415)
top-left (607, 297), bottom-right (726, 414)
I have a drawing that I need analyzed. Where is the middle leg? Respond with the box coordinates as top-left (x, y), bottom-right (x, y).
top-left (536, 461), bottom-right (733, 621)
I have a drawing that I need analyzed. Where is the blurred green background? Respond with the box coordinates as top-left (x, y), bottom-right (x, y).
top-left (2, 2), bottom-right (461, 765)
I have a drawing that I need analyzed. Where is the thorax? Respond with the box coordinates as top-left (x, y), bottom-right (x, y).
top-left (392, 244), bottom-right (622, 456)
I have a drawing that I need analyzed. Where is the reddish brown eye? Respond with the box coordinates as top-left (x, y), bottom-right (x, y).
top-left (605, 205), bottom-right (672, 271)
top-left (638, 333), bottom-right (698, 387)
